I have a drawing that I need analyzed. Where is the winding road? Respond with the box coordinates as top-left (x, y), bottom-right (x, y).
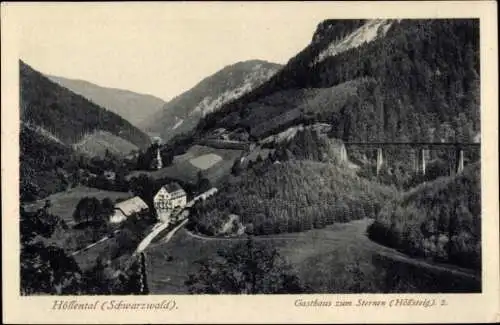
top-left (132, 188), bottom-right (219, 254)
top-left (183, 228), bottom-right (307, 242)
top-left (134, 218), bottom-right (188, 255)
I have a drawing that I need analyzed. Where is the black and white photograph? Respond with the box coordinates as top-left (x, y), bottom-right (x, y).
top-left (2, 1), bottom-right (499, 324)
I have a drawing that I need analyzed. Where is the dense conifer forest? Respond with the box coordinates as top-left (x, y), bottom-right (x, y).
top-left (368, 163), bottom-right (481, 270)
top-left (20, 125), bottom-right (74, 200)
top-left (188, 159), bottom-right (398, 236)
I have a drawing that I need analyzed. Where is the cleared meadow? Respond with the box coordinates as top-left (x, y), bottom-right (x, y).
top-left (189, 153), bottom-right (223, 170)
top-left (144, 219), bottom-right (480, 294)
top-left (128, 145), bottom-right (242, 185)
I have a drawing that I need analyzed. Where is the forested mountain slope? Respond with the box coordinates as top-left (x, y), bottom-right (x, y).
top-left (368, 163), bottom-right (481, 271)
top-left (48, 75), bottom-right (166, 128)
top-left (140, 60), bottom-right (281, 141)
top-left (20, 61), bottom-right (151, 149)
top-left (20, 61), bottom-right (151, 200)
top-left (189, 159), bottom-right (398, 237)
top-left (195, 19), bottom-right (480, 144)
top-left (20, 124), bottom-right (74, 201)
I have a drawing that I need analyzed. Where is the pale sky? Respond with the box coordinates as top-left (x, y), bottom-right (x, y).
top-left (13, 2), bottom-right (334, 101)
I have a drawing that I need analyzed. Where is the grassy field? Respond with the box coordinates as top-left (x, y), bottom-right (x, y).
top-left (189, 153), bottom-right (223, 170)
top-left (128, 145), bottom-right (243, 185)
top-left (145, 219), bottom-right (480, 294)
top-left (73, 130), bottom-right (138, 158)
top-left (127, 161), bottom-right (201, 184)
top-left (23, 186), bottom-right (132, 225)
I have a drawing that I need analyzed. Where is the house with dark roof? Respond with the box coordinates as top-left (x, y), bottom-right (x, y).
top-left (154, 182), bottom-right (187, 223)
top-left (109, 196), bottom-right (149, 224)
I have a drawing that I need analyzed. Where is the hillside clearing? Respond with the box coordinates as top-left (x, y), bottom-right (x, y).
top-left (189, 154), bottom-right (223, 170)
top-left (128, 145), bottom-right (242, 185)
top-left (73, 130), bottom-right (138, 158)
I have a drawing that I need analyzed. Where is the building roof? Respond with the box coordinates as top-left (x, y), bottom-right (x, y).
top-left (114, 196), bottom-right (148, 216)
top-left (111, 210), bottom-right (127, 221)
top-left (162, 182), bottom-right (186, 194)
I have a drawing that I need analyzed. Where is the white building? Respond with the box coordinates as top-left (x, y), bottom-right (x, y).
top-left (154, 183), bottom-right (187, 223)
top-left (109, 196), bottom-right (149, 224)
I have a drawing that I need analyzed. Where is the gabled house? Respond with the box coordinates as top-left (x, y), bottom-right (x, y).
top-left (109, 196), bottom-right (149, 224)
top-left (154, 182), bottom-right (187, 223)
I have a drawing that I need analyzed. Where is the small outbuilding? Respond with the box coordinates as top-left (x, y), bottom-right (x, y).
top-left (109, 196), bottom-right (149, 224)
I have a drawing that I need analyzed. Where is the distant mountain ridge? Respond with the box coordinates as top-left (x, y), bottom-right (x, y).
top-left (140, 59), bottom-right (282, 141)
top-left (47, 75), bottom-right (166, 128)
top-left (20, 60), bottom-right (151, 149)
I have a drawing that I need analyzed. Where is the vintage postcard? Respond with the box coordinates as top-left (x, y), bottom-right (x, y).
top-left (2, 1), bottom-right (499, 323)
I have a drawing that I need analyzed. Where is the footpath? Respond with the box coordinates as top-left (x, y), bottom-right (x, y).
top-left (71, 229), bottom-right (121, 256)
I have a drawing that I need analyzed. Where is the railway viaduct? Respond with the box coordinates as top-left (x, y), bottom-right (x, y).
top-left (339, 142), bottom-right (481, 176)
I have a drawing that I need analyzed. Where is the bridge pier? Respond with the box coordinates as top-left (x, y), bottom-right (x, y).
top-left (422, 149), bottom-right (429, 175)
top-left (414, 148), bottom-right (428, 175)
top-left (376, 148), bottom-right (383, 176)
top-left (340, 143), bottom-right (347, 164)
top-left (413, 149), bottom-right (418, 174)
top-left (455, 148), bottom-right (465, 174)
top-left (449, 148), bottom-right (465, 176)
top-left (341, 142), bottom-right (478, 177)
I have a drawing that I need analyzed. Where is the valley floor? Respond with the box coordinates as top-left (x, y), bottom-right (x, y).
top-left (144, 218), bottom-right (480, 294)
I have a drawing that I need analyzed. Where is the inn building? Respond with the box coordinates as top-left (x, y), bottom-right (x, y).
top-left (154, 182), bottom-right (187, 223)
